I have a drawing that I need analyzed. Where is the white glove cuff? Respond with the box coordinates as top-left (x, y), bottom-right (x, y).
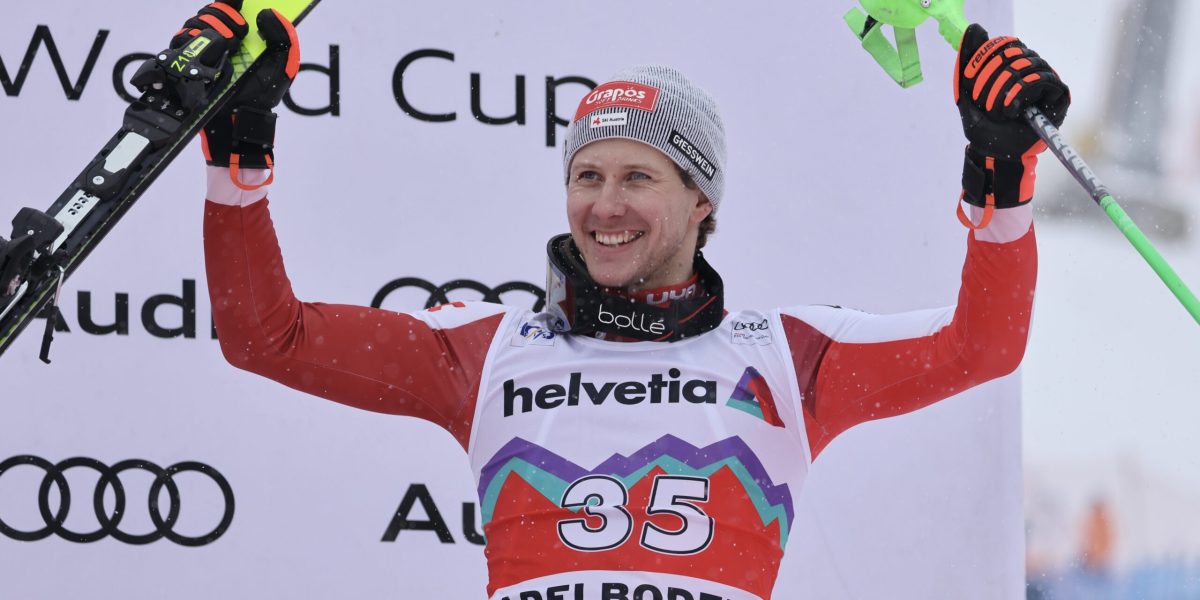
top-left (206, 166), bottom-right (270, 206)
top-left (970, 203), bottom-right (1033, 243)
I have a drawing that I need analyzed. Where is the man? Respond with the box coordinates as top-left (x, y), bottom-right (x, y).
top-left (190, 2), bottom-right (1067, 598)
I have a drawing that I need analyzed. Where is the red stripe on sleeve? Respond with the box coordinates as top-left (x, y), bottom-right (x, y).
top-left (784, 226), bottom-right (1037, 460)
top-left (204, 199), bottom-right (502, 450)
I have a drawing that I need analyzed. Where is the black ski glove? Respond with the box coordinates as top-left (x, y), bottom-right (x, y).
top-left (955, 24), bottom-right (1070, 228)
top-left (182, 2), bottom-right (299, 190)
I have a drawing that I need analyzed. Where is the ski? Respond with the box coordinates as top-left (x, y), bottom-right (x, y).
top-left (0, 0), bottom-right (322, 363)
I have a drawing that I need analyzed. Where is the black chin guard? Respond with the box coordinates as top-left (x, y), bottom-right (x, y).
top-left (544, 233), bottom-right (724, 342)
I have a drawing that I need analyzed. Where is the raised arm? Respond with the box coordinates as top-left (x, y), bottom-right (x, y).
top-left (784, 25), bottom-right (1069, 460)
top-left (783, 205), bottom-right (1035, 459)
top-left (204, 172), bottom-right (505, 450)
top-left (192, 3), bottom-right (504, 450)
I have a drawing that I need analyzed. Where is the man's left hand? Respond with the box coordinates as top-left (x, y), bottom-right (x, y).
top-left (954, 24), bottom-right (1070, 220)
top-left (955, 24), bottom-right (1071, 160)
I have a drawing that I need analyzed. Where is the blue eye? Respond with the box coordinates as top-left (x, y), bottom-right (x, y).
top-left (576, 170), bottom-right (600, 181)
top-left (628, 171), bottom-right (650, 181)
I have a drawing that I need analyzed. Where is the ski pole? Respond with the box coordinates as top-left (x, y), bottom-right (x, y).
top-left (1024, 106), bottom-right (1200, 324)
top-left (845, 0), bottom-right (1200, 326)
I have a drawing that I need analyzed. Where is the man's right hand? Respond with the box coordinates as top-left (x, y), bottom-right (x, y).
top-left (177, 2), bottom-right (300, 190)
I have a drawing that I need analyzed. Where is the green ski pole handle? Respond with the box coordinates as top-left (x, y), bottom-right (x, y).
top-left (844, 0), bottom-right (967, 88)
top-left (1023, 106), bottom-right (1200, 325)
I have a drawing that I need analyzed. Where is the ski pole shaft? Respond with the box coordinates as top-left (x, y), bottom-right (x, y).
top-left (1024, 105), bottom-right (1200, 325)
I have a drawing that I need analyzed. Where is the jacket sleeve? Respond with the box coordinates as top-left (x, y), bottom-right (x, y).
top-left (203, 167), bottom-right (505, 450)
top-left (781, 205), bottom-right (1037, 460)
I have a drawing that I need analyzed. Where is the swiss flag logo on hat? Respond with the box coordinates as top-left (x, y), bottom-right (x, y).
top-left (574, 81), bottom-right (660, 122)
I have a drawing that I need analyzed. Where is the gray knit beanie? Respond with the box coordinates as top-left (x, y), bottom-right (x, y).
top-left (563, 65), bottom-right (727, 213)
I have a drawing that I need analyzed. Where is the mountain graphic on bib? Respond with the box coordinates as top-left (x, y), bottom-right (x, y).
top-left (726, 367), bottom-right (784, 428)
top-left (478, 435), bottom-right (794, 598)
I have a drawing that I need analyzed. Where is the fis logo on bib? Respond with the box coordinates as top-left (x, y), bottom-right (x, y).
top-left (503, 369), bottom-right (717, 417)
top-left (513, 321), bottom-right (557, 347)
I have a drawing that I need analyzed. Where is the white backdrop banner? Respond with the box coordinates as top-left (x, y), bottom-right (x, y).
top-left (0, 1), bottom-right (1021, 598)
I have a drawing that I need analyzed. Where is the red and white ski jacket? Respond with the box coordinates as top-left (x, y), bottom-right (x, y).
top-left (204, 167), bottom-right (1036, 600)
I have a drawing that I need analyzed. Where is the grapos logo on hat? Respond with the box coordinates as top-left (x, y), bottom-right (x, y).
top-left (574, 81), bottom-right (660, 121)
top-left (589, 112), bottom-right (628, 128)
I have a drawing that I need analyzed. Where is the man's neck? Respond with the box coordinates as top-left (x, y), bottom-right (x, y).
top-left (607, 274), bottom-right (701, 307)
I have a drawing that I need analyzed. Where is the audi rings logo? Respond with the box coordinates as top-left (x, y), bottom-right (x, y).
top-left (0, 456), bottom-right (234, 546)
top-left (372, 277), bottom-right (545, 312)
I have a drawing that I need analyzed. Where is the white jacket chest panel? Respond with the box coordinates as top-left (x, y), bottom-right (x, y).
top-left (469, 309), bottom-right (812, 548)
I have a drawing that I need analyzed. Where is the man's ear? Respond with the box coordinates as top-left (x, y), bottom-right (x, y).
top-left (692, 196), bottom-right (714, 223)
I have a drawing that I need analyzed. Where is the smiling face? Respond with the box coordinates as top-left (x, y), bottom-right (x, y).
top-left (567, 138), bottom-right (713, 292)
